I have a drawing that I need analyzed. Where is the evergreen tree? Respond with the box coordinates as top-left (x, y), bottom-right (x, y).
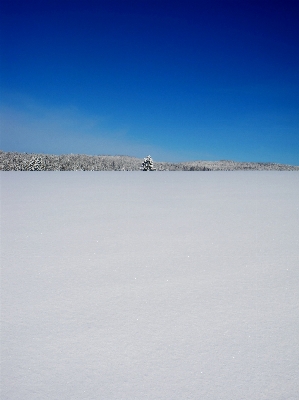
top-left (141, 155), bottom-right (156, 171)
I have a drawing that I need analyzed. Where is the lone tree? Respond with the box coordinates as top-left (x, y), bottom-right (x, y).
top-left (141, 155), bottom-right (156, 171)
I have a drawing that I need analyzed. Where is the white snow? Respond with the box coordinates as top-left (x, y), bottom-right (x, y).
top-left (1, 171), bottom-right (299, 399)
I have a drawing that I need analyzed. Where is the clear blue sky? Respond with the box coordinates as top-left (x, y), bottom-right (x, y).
top-left (1, 0), bottom-right (298, 163)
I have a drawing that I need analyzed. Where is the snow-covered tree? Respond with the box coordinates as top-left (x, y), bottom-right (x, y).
top-left (140, 155), bottom-right (156, 171)
top-left (26, 156), bottom-right (45, 171)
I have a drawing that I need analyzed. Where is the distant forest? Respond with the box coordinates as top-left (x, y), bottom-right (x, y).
top-left (1, 151), bottom-right (298, 171)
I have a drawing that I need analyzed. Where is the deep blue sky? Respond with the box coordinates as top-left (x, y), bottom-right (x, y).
top-left (1, 0), bottom-right (298, 163)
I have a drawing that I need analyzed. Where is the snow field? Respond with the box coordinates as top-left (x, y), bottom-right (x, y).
top-left (1, 172), bottom-right (299, 399)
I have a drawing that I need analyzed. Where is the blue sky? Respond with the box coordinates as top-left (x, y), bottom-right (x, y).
top-left (1, 0), bottom-right (298, 163)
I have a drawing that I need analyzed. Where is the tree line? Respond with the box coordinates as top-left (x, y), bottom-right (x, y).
top-left (1, 151), bottom-right (298, 171)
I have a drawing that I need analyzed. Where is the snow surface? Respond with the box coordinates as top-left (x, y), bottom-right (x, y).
top-left (1, 171), bottom-right (299, 400)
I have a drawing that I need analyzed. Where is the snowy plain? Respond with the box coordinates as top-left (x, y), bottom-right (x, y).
top-left (1, 171), bottom-right (299, 400)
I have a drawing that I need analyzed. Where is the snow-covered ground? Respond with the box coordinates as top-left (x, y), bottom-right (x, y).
top-left (1, 172), bottom-right (299, 399)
